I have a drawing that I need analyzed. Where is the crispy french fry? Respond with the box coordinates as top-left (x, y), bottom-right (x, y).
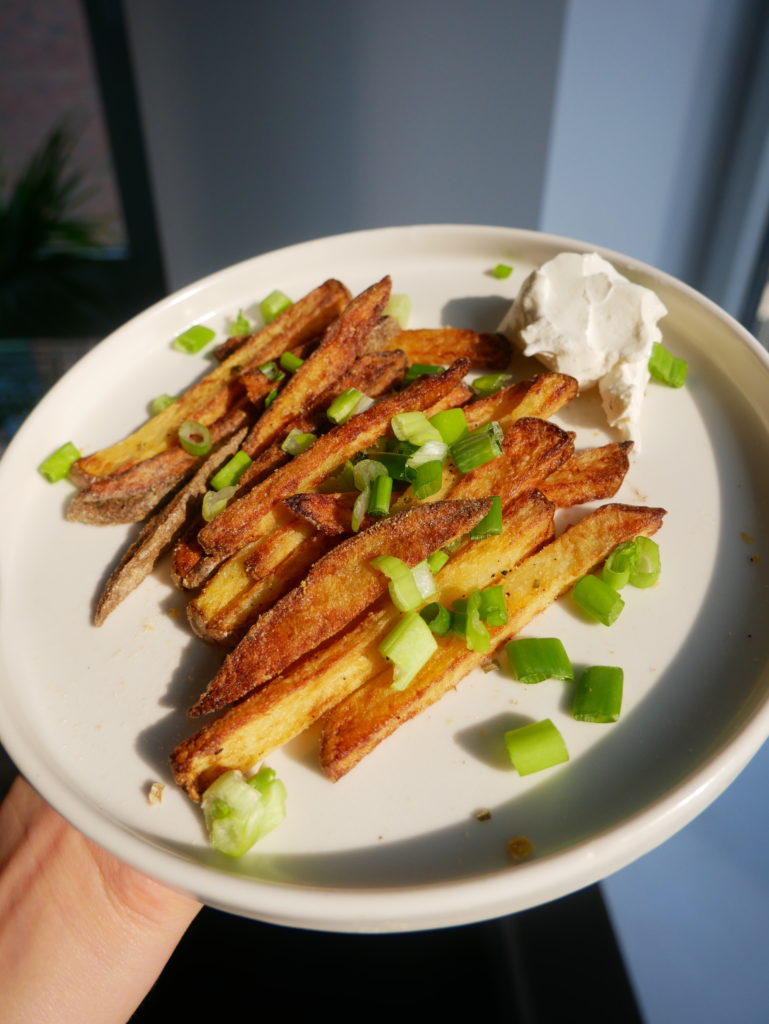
top-left (189, 497), bottom-right (493, 716)
top-left (171, 491), bottom-right (555, 800)
top-left (463, 372), bottom-right (578, 430)
top-left (540, 441), bottom-right (632, 507)
top-left (320, 502), bottom-right (665, 780)
top-left (71, 279), bottom-right (350, 483)
top-left (197, 359), bottom-right (472, 559)
top-left (389, 328), bottom-right (511, 369)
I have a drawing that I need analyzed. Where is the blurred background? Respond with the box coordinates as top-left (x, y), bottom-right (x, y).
top-left (2, 2), bottom-right (769, 1021)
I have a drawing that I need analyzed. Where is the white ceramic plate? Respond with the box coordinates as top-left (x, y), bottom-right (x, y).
top-left (2, 225), bottom-right (769, 933)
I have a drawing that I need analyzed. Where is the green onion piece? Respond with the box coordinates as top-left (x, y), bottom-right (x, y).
top-left (411, 460), bottom-right (444, 500)
top-left (572, 574), bottom-right (625, 626)
top-left (172, 324), bottom-right (216, 353)
top-left (426, 549), bottom-right (450, 574)
top-left (366, 451), bottom-right (410, 481)
top-left (601, 540), bottom-right (638, 590)
top-left (451, 590), bottom-right (490, 653)
top-left (371, 554), bottom-right (423, 612)
top-left (478, 584), bottom-right (508, 627)
top-left (280, 429), bottom-right (316, 456)
top-left (202, 484), bottom-right (238, 521)
top-left (379, 611), bottom-right (437, 690)
top-left (411, 560), bottom-right (437, 601)
top-left (506, 637), bottom-right (574, 684)
top-left (228, 309), bottom-right (251, 336)
top-left (469, 495), bottom-right (502, 539)
top-left (572, 665), bottom-right (623, 723)
top-left (279, 351), bottom-right (304, 373)
top-left (353, 458), bottom-right (388, 491)
top-left (405, 439), bottom-right (448, 469)
top-left (150, 393), bottom-right (176, 415)
top-left (384, 293), bottom-right (411, 328)
top-left (404, 362), bottom-right (444, 385)
top-left (38, 441), bottom-right (81, 482)
top-left (391, 411), bottom-right (442, 446)
top-left (472, 373), bottom-right (514, 398)
top-left (259, 360), bottom-right (285, 382)
top-left (178, 420), bottom-right (212, 456)
top-left (260, 289), bottom-right (292, 323)
top-left (450, 422), bottom-right (503, 474)
top-left (265, 387), bottom-right (279, 408)
top-left (351, 487), bottom-right (369, 532)
top-left (628, 535), bottom-right (661, 588)
top-left (420, 602), bottom-right (452, 636)
top-left (327, 387), bottom-right (365, 425)
top-left (429, 407), bottom-right (468, 446)
top-left (649, 342), bottom-right (687, 388)
top-left (504, 719), bottom-right (569, 776)
top-left (367, 474), bottom-right (393, 517)
top-left (210, 450), bottom-right (253, 490)
top-left (201, 767), bottom-right (287, 857)
top-left (491, 263), bottom-right (513, 279)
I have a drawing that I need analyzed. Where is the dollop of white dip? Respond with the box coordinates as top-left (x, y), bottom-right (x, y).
top-left (498, 251), bottom-right (667, 445)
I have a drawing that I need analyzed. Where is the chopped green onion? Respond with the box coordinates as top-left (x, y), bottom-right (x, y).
top-left (259, 360), bottom-right (285, 383)
top-left (429, 407), bottom-right (468, 446)
top-left (405, 439), bottom-right (448, 469)
top-left (351, 487), bottom-right (369, 532)
top-left (379, 611), bottom-right (437, 690)
top-left (366, 451), bottom-right (410, 481)
top-left (426, 549), bottom-right (450, 574)
top-left (150, 393), bottom-right (177, 415)
top-left (367, 474), bottom-right (393, 516)
top-left (391, 411), bottom-right (442, 446)
top-left (572, 574), bottom-right (625, 626)
top-left (260, 289), bottom-right (292, 323)
top-left (39, 441), bottom-right (81, 482)
top-left (201, 767), bottom-right (287, 857)
top-left (353, 458), bottom-right (388, 491)
top-left (649, 342), bottom-right (687, 387)
top-left (472, 373), bottom-right (514, 398)
top-left (404, 362), bottom-right (444, 385)
top-left (491, 263), bottom-right (513, 279)
top-left (210, 450), bottom-right (253, 490)
top-left (202, 484), bottom-right (238, 521)
top-left (178, 420), bottom-right (212, 456)
top-left (280, 429), bottom-right (316, 456)
top-left (450, 421), bottom-right (503, 474)
top-left (601, 540), bottom-right (638, 589)
top-left (371, 554), bottom-right (423, 612)
top-left (411, 460), bottom-right (444, 500)
top-left (506, 637), bottom-right (574, 684)
top-left (469, 495), bottom-right (502, 539)
top-left (279, 351), bottom-right (304, 373)
top-left (504, 719), bottom-right (569, 776)
top-left (451, 590), bottom-right (490, 653)
top-left (173, 324), bottom-right (216, 353)
top-left (228, 309), bottom-right (251, 336)
top-left (385, 293), bottom-right (411, 327)
top-left (420, 602), bottom-right (452, 636)
top-left (628, 536), bottom-right (661, 588)
top-left (265, 387), bottom-right (279, 408)
top-left (327, 387), bottom-right (365, 425)
top-left (478, 585), bottom-right (508, 627)
top-left (411, 559), bottom-right (437, 601)
top-left (572, 665), bottom-right (623, 723)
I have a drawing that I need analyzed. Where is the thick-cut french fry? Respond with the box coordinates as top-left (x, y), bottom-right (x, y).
top-left (71, 279), bottom-right (350, 484)
top-left (320, 502), bottom-right (666, 780)
top-left (388, 328), bottom-right (511, 369)
top-left (463, 372), bottom-right (578, 430)
top-left (67, 405), bottom-right (251, 525)
top-left (93, 429), bottom-right (249, 625)
top-left (241, 277), bottom-right (392, 458)
top-left (197, 359), bottom-right (472, 559)
top-left (171, 491), bottom-right (556, 800)
top-left (189, 498), bottom-right (493, 717)
top-left (540, 442), bottom-right (632, 507)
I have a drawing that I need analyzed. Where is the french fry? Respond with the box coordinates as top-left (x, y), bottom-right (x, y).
top-left (388, 328), bottom-right (511, 369)
top-left (539, 442), bottom-right (632, 507)
top-left (189, 498), bottom-right (493, 717)
top-left (197, 359), bottom-right (472, 559)
top-left (71, 279), bottom-right (350, 483)
top-left (463, 372), bottom-right (578, 430)
top-left (319, 502), bottom-right (665, 780)
top-left (171, 491), bottom-right (555, 800)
